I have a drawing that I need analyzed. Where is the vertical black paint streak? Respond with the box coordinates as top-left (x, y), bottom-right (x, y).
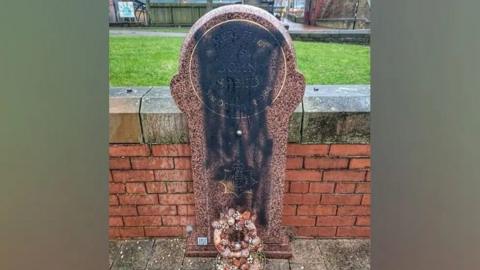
top-left (194, 21), bottom-right (285, 226)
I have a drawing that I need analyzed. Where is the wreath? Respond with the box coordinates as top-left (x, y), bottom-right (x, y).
top-left (212, 208), bottom-right (265, 270)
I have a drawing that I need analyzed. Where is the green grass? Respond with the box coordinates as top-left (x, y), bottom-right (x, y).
top-left (110, 27), bottom-right (191, 33)
top-left (109, 36), bottom-right (370, 86)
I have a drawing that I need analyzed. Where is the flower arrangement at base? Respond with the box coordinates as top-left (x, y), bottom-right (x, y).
top-left (212, 208), bottom-right (265, 270)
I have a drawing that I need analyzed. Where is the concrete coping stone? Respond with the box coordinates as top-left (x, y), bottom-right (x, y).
top-left (288, 29), bottom-right (370, 35)
top-left (109, 87), bottom-right (152, 143)
top-left (303, 85), bottom-right (370, 112)
top-left (109, 85), bottom-right (370, 144)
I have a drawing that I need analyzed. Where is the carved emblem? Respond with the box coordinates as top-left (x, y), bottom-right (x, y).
top-left (219, 161), bottom-right (257, 197)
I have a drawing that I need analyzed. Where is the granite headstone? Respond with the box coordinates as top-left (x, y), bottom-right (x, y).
top-left (171, 4), bottom-right (305, 258)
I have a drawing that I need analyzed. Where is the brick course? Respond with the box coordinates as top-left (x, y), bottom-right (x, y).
top-left (109, 143), bottom-right (371, 239)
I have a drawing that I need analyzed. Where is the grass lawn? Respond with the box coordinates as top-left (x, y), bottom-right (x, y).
top-left (110, 27), bottom-right (191, 33)
top-left (109, 36), bottom-right (370, 86)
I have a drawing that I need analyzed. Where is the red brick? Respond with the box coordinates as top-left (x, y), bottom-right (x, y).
top-left (355, 183), bottom-right (371, 193)
top-left (109, 183), bottom-right (125, 194)
top-left (109, 217), bottom-right (123, 226)
top-left (284, 182), bottom-right (289, 193)
top-left (282, 216), bottom-right (316, 226)
top-left (109, 157), bottom-right (131, 169)
top-left (152, 144), bottom-right (191, 157)
top-left (131, 157), bottom-right (174, 170)
top-left (297, 205), bottom-right (336, 216)
top-left (118, 194), bottom-right (158, 205)
top-left (145, 226), bottom-right (183, 237)
top-left (289, 182), bottom-right (309, 193)
top-left (316, 216), bottom-right (355, 226)
top-left (337, 226), bottom-right (370, 237)
top-left (162, 216), bottom-right (194, 226)
top-left (159, 194), bottom-right (194, 205)
top-left (329, 145), bottom-right (370, 157)
top-left (174, 157), bottom-right (191, 169)
top-left (356, 216), bottom-right (370, 226)
top-left (284, 194), bottom-right (320, 205)
top-left (124, 216), bottom-right (162, 226)
top-left (109, 144), bottom-right (150, 157)
top-left (296, 227), bottom-right (337, 237)
top-left (161, 216), bottom-right (178, 226)
top-left (138, 205), bottom-right (177, 216)
top-left (177, 205), bottom-right (196, 216)
top-left (338, 206), bottom-right (370, 216)
top-left (112, 170), bottom-right (154, 182)
top-left (286, 170), bottom-right (322, 181)
top-left (349, 158), bottom-right (371, 169)
top-left (166, 182), bottom-right (188, 193)
top-left (283, 205), bottom-right (297, 216)
top-left (366, 171), bottom-right (371, 181)
top-left (109, 227), bottom-right (144, 238)
top-left (362, 194), bottom-right (371, 205)
top-left (180, 216), bottom-right (196, 225)
top-left (304, 158), bottom-right (348, 169)
top-left (126, 183), bottom-right (146, 193)
top-left (286, 157), bottom-right (303, 169)
top-left (109, 206), bottom-right (137, 216)
top-left (287, 144), bottom-right (329, 156)
top-left (109, 172), bottom-right (113, 182)
top-left (145, 182), bottom-right (167, 193)
top-left (155, 170), bottom-right (192, 181)
top-left (188, 205), bottom-right (196, 215)
top-left (309, 183), bottom-right (335, 193)
top-left (321, 194), bottom-right (362, 205)
top-left (187, 182), bottom-right (194, 193)
top-left (335, 183), bottom-right (356, 193)
top-left (178, 205), bottom-right (187, 215)
top-left (109, 195), bottom-right (119, 206)
top-left (323, 170), bottom-right (365, 182)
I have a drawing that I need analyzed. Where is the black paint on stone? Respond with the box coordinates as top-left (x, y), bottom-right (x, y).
top-left (193, 20), bottom-right (286, 225)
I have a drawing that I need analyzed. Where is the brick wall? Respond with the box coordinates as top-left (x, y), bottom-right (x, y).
top-left (109, 143), bottom-right (371, 239)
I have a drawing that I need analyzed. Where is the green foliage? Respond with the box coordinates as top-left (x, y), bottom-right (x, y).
top-left (109, 36), bottom-right (370, 86)
top-left (294, 41), bottom-right (370, 84)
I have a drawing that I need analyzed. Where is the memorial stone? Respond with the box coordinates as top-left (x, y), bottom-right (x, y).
top-left (170, 5), bottom-right (305, 258)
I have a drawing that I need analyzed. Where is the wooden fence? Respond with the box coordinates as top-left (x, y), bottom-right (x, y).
top-left (148, 3), bottom-right (232, 26)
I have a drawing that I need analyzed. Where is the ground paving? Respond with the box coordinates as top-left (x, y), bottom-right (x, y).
top-left (109, 239), bottom-right (369, 270)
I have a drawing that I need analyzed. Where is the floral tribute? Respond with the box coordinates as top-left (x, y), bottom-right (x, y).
top-left (212, 208), bottom-right (265, 270)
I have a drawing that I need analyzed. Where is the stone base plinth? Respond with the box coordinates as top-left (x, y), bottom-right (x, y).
top-left (185, 230), bottom-right (292, 259)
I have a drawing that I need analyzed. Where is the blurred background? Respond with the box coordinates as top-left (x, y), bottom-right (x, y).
top-left (108, 0), bottom-right (370, 30)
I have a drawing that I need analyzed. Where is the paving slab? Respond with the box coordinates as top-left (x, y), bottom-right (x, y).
top-left (112, 240), bottom-right (155, 270)
top-left (146, 239), bottom-right (185, 270)
top-left (181, 257), bottom-right (216, 270)
top-left (109, 240), bottom-right (123, 269)
top-left (265, 259), bottom-right (290, 270)
top-left (291, 239), bottom-right (324, 264)
top-left (109, 239), bottom-right (370, 270)
top-left (317, 240), bottom-right (370, 270)
top-left (290, 262), bottom-right (327, 270)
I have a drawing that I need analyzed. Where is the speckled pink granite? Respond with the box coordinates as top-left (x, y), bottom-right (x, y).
top-left (171, 5), bottom-right (305, 258)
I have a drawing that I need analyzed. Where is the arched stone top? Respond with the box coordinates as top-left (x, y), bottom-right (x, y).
top-left (180, 5), bottom-right (296, 69)
top-left (171, 4), bottom-right (305, 121)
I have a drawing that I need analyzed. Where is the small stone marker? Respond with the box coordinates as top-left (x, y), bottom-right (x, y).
top-left (171, 5), bottom-right (305, 258)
